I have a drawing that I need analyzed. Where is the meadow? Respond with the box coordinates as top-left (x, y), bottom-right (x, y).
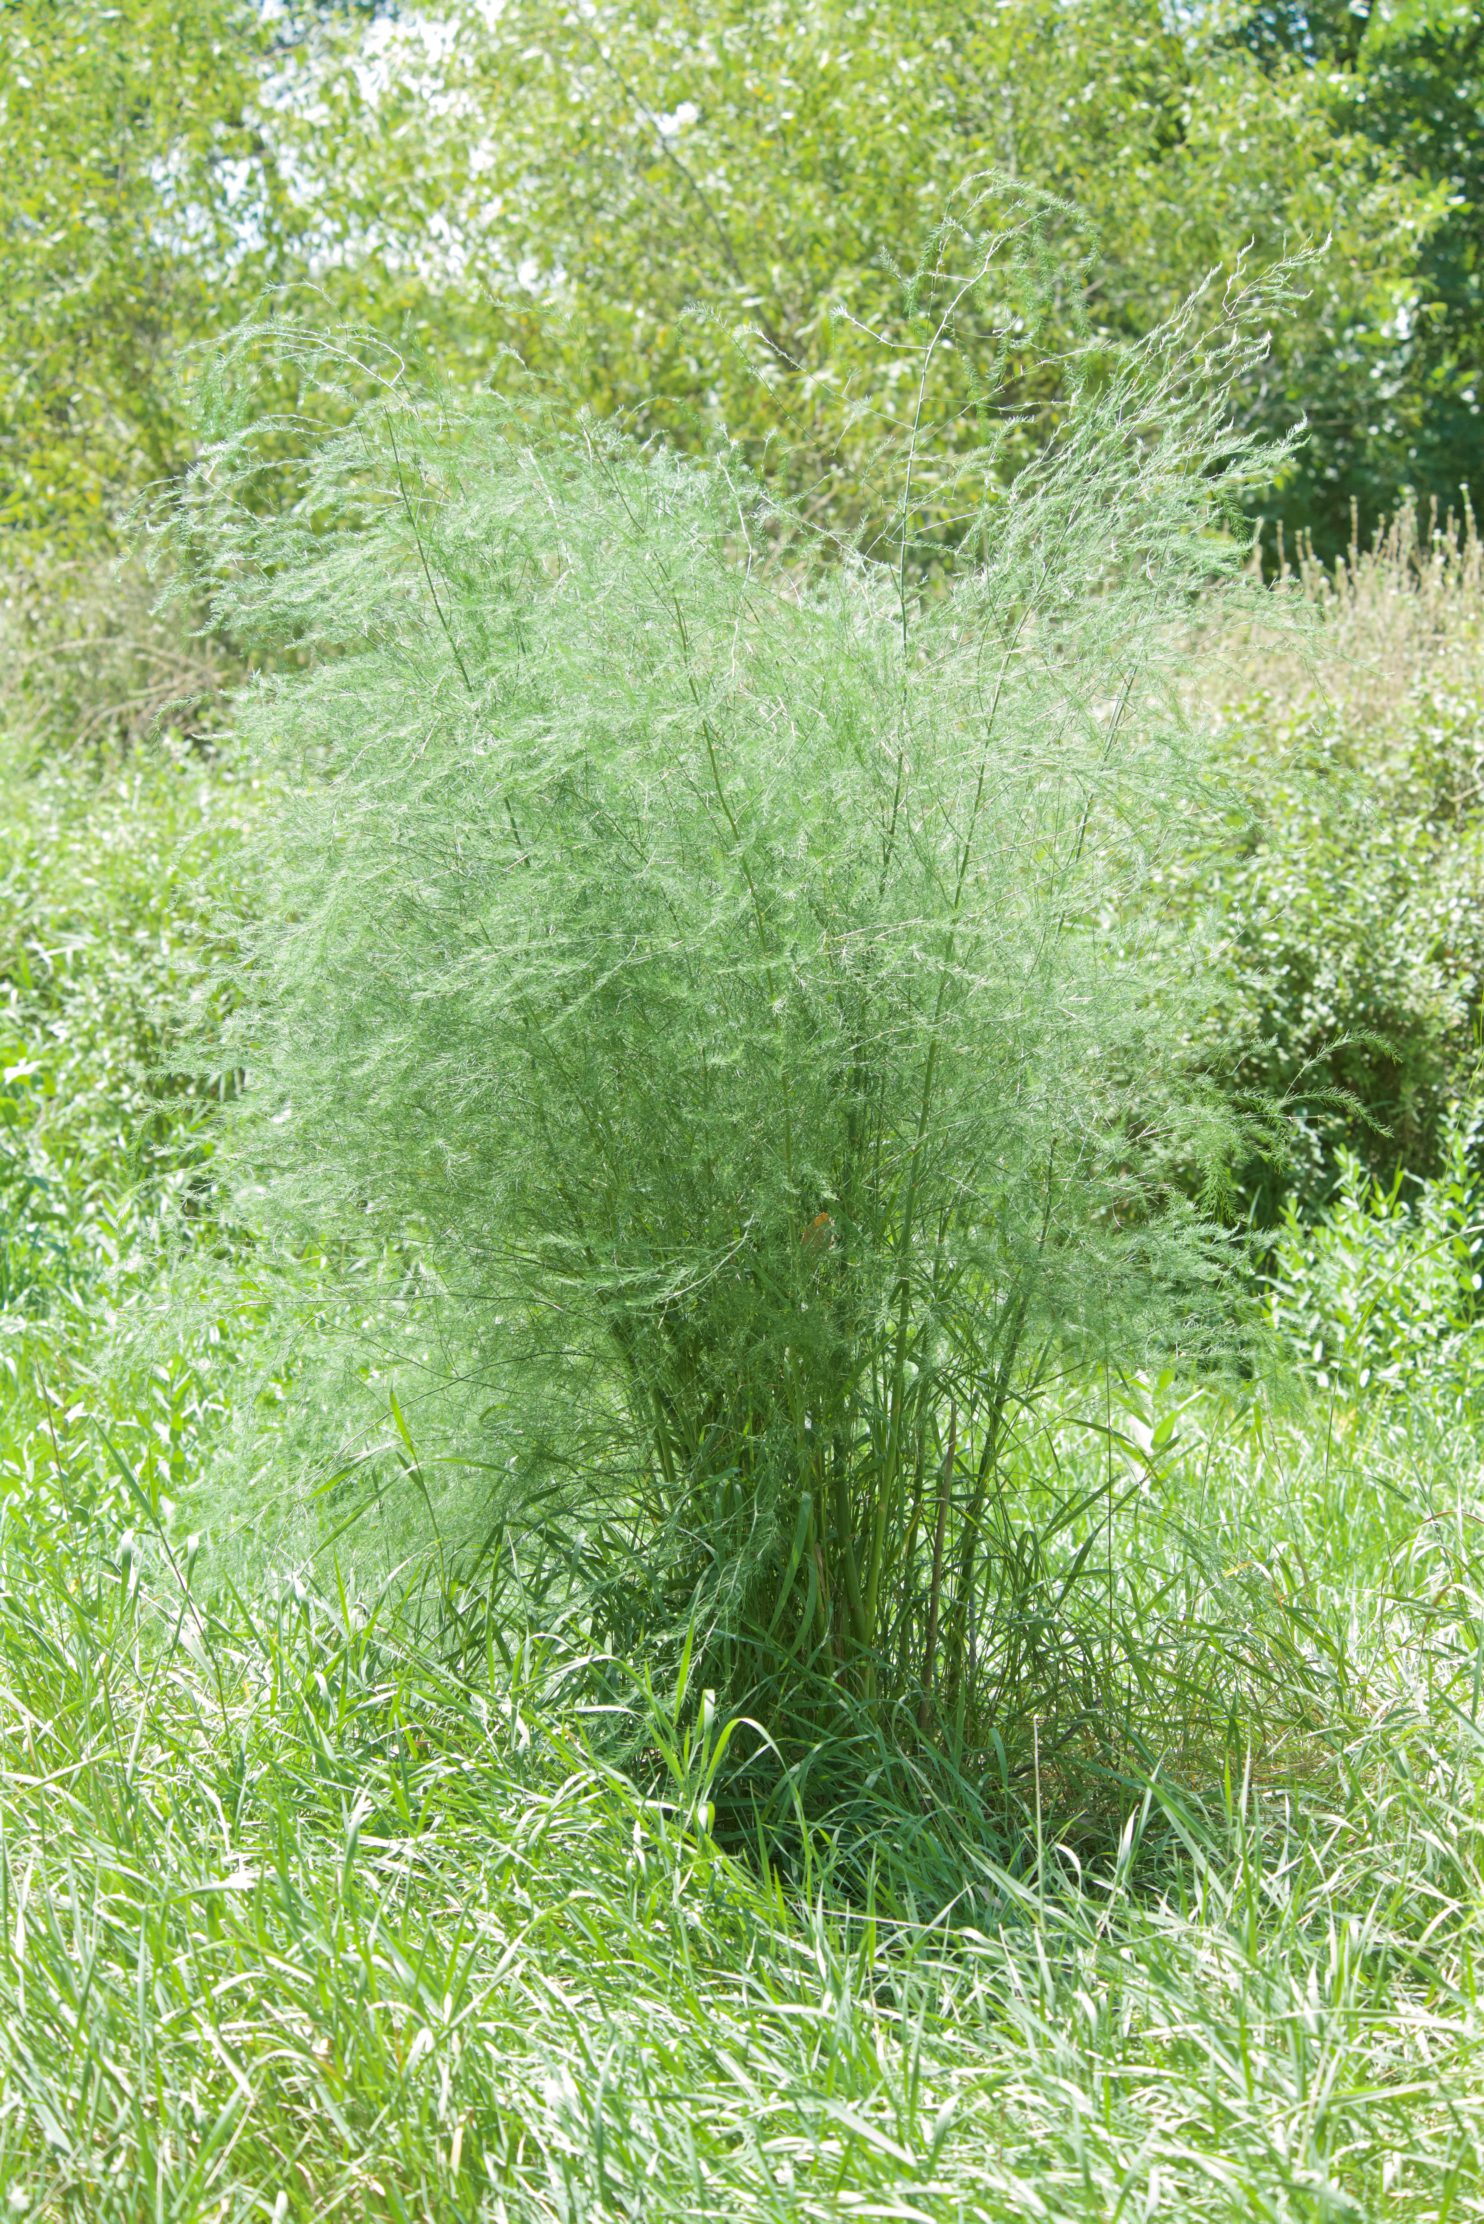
top-left (9, 4), bottom-right (1484, 2216)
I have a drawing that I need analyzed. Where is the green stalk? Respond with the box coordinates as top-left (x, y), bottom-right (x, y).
top-left (864, 613), bottom-right (1032, 1657)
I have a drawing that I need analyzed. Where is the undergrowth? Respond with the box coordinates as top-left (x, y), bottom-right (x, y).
top-left (4, 1366), bottom-right (1484, 2220)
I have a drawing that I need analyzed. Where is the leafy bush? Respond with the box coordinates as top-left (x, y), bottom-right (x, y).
top-left (0, 730), bottom-right (242, 1391)
top-left (1185, 505), bottom-right (1484, 1214)
top-left (0, 550), bottom-right (231, 752)
top-left (1268, 1104), bottom-right (1484, 1407)
top-left (175, 272), bottom-right (1286, 1737)
top-left (0, 743), bottom-right (250, 1597)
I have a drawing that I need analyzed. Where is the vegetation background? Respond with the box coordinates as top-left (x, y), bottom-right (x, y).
top-left (4, 1), bottom-right (1484, 2217)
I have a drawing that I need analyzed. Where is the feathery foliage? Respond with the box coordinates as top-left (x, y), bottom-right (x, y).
top-left (171, 249), bottom-right (1291, 1733)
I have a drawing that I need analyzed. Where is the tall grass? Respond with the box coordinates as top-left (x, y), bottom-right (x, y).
top-left (4, 1364), bottom-right (1484, 2219)
top-left (165, 264), bottom-right (1294, 1736)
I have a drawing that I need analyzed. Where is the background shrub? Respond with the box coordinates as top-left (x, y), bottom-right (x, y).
top-left (1268, 1105), bottom-right (1484, 1411)
top-left (1171, 505), bottom-right (1484, 1216)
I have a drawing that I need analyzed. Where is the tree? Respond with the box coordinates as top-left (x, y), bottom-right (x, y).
top-left (0, 0), bottom-right (285, 545)
top-left (6, 0), bottom-right (1463, 559)
top-left (1230, 0), bottom-right (1484, 545)
top-left (270, 0), bottom-right (1442, 549)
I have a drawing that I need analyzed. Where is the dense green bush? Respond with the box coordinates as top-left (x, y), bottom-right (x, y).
top-left (1179, 508), bottom-right (1484, 1214)
top-left (169, 273), bottom-right (1290, 1735)
top-left (0, 730), bottom-right (241, 1413)
top-left (0, 729), bottom-right (258, 1547)
top-left (1269, 1104), bottom-right (1484, 1410)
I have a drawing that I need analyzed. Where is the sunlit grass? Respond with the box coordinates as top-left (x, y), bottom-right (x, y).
top-left (3, 1362), bottom-right (1484, 2220)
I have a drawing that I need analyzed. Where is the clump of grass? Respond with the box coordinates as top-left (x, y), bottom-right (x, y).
top-left (166, 243), bottom-right (1297, 1741)
top-left (1263, 493), bottom-right (1484, 706)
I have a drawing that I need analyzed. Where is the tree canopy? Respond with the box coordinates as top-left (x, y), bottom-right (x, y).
top-left (3, 0), bottom-right (1479, 552)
